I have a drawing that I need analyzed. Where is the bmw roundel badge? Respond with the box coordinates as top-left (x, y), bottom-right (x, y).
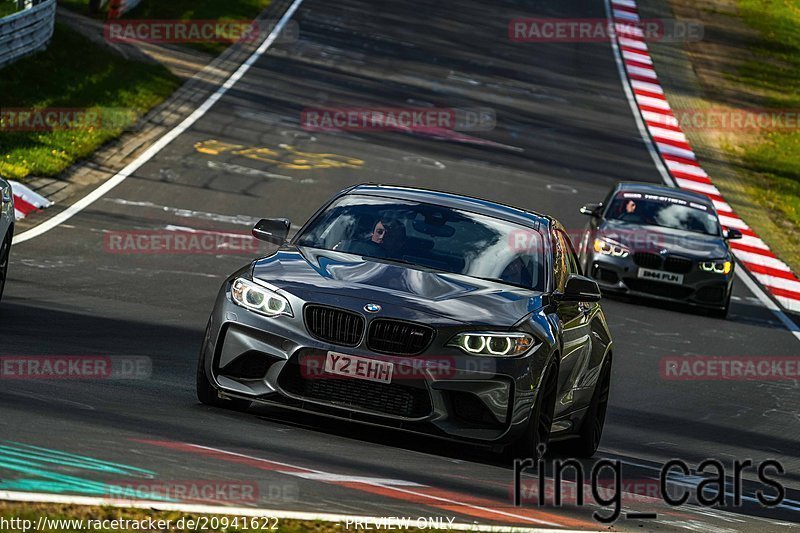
top-left (364, 303), bottom-right (382, 313)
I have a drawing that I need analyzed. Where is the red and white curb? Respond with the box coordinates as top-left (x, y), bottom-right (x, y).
top-left (610, 0), bottom-right (800, 314)
top-left (9, 181), bottom-right (53, 221)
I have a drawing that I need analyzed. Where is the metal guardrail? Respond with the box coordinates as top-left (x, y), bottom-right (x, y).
top-left (0, 0), bottom-right (55, 70)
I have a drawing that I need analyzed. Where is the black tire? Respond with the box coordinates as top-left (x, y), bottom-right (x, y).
top-left (507, 360), bottom-right (558, 461)
top-left (0, 231), bottom-right (11, 303)
top-left (558, 355), bottom-right (612, 458)
top-left (196, 354), bottom-right (252, 411)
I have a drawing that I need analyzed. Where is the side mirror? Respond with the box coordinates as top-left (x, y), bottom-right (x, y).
top-left (580, 203), bottom-right (602, 217)
top-left (557, 274), bottom-right (602, 303)
top-left (724, 228), bottom-right (742, 240)
top-left (253, 218), bottom-right (291, 245)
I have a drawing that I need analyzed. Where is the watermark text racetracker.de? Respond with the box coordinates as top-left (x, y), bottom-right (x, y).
top-left (300, 107), bottom-right (496, 133)
top-left (0, 108), bottom-right (135, 132)
top-left (298, 353), bottom-right (499, 382)
top-left (103, 19), bottom-right (299, 44)
top-left (660, 356), bottom-right (800, 381)
top-left (104, 229), bottom-right (266, 255)
top-left (508, 228), bottom-right (715, 254)
top-left (106, 480), bottom-right (299, 504)
top-left (515, 477), bottom-right (667, 506)
top-left (654, 108), bottom-right (800, 132)
top-left (509, 18), bottom-right (704, 42)
top-left (0, 356), bottom-right (151, 380)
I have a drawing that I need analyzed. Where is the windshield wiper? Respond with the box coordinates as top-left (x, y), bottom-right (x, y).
top-left (458, 274), bottom-right (536, 291)
top-left (370, 256), bottom-right (450, 273)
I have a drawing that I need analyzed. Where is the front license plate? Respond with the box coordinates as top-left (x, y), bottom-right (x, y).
top-left (637, 268), bottom-right (684, 285)
top-left (324, 352), bottom-right (393, 384)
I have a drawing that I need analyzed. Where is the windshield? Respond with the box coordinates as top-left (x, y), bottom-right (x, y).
top-left (295, 194), bottom-right (545, 291)
top-left (605, 192), bottom-right (721, 236)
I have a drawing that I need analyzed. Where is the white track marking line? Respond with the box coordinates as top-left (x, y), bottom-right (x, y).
top-left (619, 37), bottom-right (648, 51)
top-left (673, 179), bottom-right (720, 196)
top-left (631, 79), bottom-right (663, 93)
top-left (179, 444), bottom-right (564, 528)
top-left (0, 491), bottom-right (586, 533)
top-left (369, 485), bottom-right (562, 528)
top-left (655, 143), bottom-right (696, 160)
top-left (635, 94), bottom-right (671, 110)
top-left (184, 443), bottom-right (326, 475)
top-left (104, 198), bottom-right (260, 226)
top-left (12, 0), bottom-right (307, 245)
top-left (623, 51), bottom-right (653, 65)
top-left (289, 473), bottom-right (424, 486)
top-left (605, 0), bottom-right (677, 188)
top-left (604, 0), bottom-right (800, 342)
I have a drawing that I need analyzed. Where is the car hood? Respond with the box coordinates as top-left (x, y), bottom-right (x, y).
top-left (251, 247), bottom-right (544, 326)
top-left (599, 220), bottom-right (729, 259)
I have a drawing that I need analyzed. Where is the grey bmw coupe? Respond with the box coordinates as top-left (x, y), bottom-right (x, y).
top-left (197, 184), bottom-right (614, 458)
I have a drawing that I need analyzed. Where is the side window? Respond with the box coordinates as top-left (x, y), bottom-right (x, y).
top-left (552, 231), bottom-right (568, 292)
top-left (559, 230), bottom-right (583, 276)
top-left (552, 230), bottom-right (581, 292)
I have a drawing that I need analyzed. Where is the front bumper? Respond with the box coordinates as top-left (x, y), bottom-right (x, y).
top-left (199, 277), bottom-right (557, 446)
top-left (586, 252), bottom-right (733, 309)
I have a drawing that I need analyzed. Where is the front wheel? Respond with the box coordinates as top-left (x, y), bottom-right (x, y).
top-left (0, 231), bottom-right (11, 303)
top-left (507, 360), bottom-right (558, 461)
top-left (557, 355), bottom-right (611, 458)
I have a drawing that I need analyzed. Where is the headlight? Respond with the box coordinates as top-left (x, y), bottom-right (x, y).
top-left (594, 237), bottom-right (629, 258)
top-left (700, 260), bottom-right (732, 275)
top-left (231, 278), bottom-right (293, 317)
top-left (447, 332), bottom-right (535, 357)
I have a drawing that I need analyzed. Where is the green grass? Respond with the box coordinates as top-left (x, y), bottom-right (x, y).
top-left (57, 0), bottom-right (271, 53)
top-left (732, 0), bottom-right (800, 108)
top-left (720, 1), bottom-right (800, 259)
top-left (0, 1), bottom-right (19, 17)
top-left (735, 130), bottom-right (800, 236)
top-left (0, 22), bottom-right (179, 181)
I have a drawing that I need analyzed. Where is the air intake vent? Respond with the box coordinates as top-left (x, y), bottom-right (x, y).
top-left (633, 252), bottom-right (662, 269)
top-left (280, 361), bottom-right (432, 418)
top-left (367, 319), bottom-right (434, 355)
top-left (664, 256), bottom-right (693, 274)
top-left (304, 305), bottom-right (365, 347)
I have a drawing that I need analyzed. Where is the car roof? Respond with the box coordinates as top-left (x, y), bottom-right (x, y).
top-left (614, 182), bottom-right (714, 207)
top-left (344, 184), bottom-right (549, 230)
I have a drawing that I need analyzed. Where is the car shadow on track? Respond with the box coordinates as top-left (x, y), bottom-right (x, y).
top-left (600, 291), bottom-right (792, 331)
top-left (605, 407), bottom-right (800, 478)
top-left (249, 403), bottom-right (508, 464)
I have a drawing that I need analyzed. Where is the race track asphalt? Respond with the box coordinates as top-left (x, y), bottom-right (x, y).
top-left (2, 0), bottom-right (799, 530)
